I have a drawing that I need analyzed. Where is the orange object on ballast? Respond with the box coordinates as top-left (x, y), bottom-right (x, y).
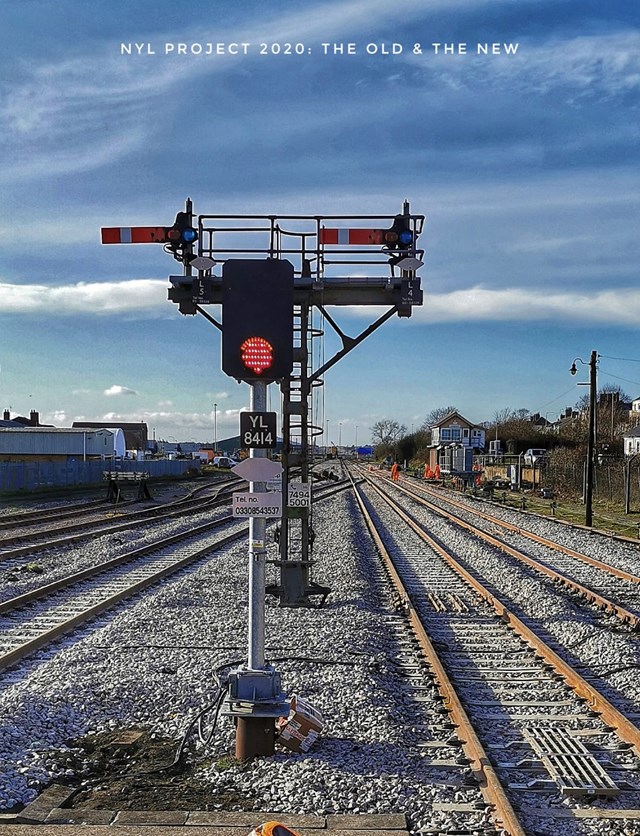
top-left (249, 822), bottom-right (301, 836)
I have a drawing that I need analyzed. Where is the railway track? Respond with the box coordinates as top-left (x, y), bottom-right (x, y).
top-left (358, 466), bottom-right (640, 633)
top-left (404, 473), bottom-right (640, 585)
top-left (0, 478), bottom-right (351, 677)
top-left (0, 478), bottom-right (242, 559)
top-left (0, 496), bottom-right (111, 529)
top-left (350, 469), bottom-right (640, 835)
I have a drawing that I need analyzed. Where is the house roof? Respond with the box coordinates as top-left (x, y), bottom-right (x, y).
top-left (430, 410), bottom-right (482, 430)
top-left (624, 426), bottom-right (640, 438)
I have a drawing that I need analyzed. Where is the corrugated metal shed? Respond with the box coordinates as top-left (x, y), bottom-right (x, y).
top-left (0, 428), bottom-right (117, 457)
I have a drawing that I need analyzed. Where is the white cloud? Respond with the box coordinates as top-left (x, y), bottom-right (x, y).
top-left (1, 277), bottom-right (640, 326)
top-left (0, 280), bottom-right (167, 314)
top-left (93, 407), bottom-right (244, 433)
top-left (407, 286), bottom-right (640, 325)
top-left (104, 385), bottom-right (138, 397)
top-left (406, 30), bottom-right (640, 101)
top-left (345, 285), bottom-right (640, 325)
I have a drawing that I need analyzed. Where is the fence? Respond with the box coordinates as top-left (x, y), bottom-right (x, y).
top-left (0, 458), bottom-right (200, 494)
top-left (547, 457), bottom-right (640, 510)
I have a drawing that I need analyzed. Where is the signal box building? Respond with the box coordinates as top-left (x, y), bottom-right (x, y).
top-left (426, 411), bottom-right (486, 473)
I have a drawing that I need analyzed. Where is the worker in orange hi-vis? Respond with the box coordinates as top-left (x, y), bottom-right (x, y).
top-left (423, 463), bottom-right (429, 479)
top-left (434, 464), bottom-right (441, 479)
top-left (391, 462), bottom-right (400, 481)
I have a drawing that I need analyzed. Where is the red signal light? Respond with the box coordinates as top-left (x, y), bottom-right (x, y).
top-left (241, 337), bottom-right (273, 374)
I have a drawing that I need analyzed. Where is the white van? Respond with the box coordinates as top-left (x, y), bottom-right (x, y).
top-left (213, 456), bottom-right (239, 469)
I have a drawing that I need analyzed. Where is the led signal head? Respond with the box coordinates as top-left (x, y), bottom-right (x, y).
top-left (221, 259), bottom-right (294, 382)
top-left (241, 336), bottom-right (273, 374)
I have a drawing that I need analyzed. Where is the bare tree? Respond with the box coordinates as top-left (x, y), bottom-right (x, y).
top-left (370, 419), bottom-right (407, 445)
top-left (421, 405), bottom-right (458, 429)
top-left (493, 407), bottom-right (515, 424)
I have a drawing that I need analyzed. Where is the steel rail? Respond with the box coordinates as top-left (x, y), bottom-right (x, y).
top-left (0, 498), bottom-right (111, 529)
top-left (0, 479), bottom-right (348, 674)
top-left (0, 526), bottom-right (248, 674)
top-left (371, 472), bottom-right (640, 630)
top-left (0, 478), bottom-right (224, 531)
top-left (405, 475), bottom-right (640, 585)
top-left (0, 513), bottom-right (238, 616)
top-left (0, 480), bottom-right (243, 561)
top-left (362, 474), bottom-right (640, 758)
top-left (347, 472), bottom-right (527, 836)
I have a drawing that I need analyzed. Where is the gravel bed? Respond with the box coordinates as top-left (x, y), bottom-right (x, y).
top-left (0, 490), bottom-right (490, 834)
top-left (416, 481), bottom-right (640, 578)
top-left (359, 484), bottom-right (640, 836)
top-left (0, 491), bottom-right (232, 603)
top-left (364, 482), bottom-right (640, 716)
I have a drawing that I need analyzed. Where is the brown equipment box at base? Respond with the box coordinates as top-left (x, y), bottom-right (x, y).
top-left (276, 695), bottom-right (324, 753)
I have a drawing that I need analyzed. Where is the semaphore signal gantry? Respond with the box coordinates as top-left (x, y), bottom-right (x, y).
top-left (101, 198), bottom-right (425, 759)
top-left (102, 198), bottom-right (425, 607)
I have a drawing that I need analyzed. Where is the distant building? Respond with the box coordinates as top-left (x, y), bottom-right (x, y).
top-left (3, 409), bottom-right (45, 427)
top-left (426, 411), bottom-right (485, 473)
top-left (0, 427), bottom-right (123, 461)
top-left (623, 426), bottom-right (640, 456)
top-left (429, 411), bottom-right (485, 449)
top-left (72, 421), bottom-right (148, 450)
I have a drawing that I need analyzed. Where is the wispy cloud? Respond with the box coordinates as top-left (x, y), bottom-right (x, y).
top-left (0, 0), bottom-right (561, 182)
top-left (1, 277), bottom-right (639, 326)
top-left (0, 280), bottom-right (167, 313)
top-left (97, 407), bottom-right (247, 432)
top-left (409, 286), bottom-right (640, 325)
top-left (104, 385), bottom-right (138, 397)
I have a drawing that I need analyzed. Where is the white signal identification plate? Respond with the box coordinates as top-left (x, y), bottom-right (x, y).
top-left (233, 491), bottom-right (282, 518)
top-left (288, 482), bottom-right (311, 507)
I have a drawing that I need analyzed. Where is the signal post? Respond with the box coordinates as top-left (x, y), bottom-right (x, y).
top-left (221, 259), bottom-right (295, 758)
top-left (228, 380), bottom-right (289, 759)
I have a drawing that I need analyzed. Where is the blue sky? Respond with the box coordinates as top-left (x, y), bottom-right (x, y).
top-left (1, 0), bottom-right (639, 445)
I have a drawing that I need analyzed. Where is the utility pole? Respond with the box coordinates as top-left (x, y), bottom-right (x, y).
top-left (586, 349), bottom-right (597, 528)
top-left (229, 380), bottom-right (288, 760)
top-left (571, 350), bottom-right (598, 527)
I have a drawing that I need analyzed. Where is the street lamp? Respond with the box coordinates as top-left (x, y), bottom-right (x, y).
top-left (214, 403), bottom-right (218, 452)
top-left (570, 350), bottom-right (598, 527)
top-left (339, 422), bottom-right (342, 448)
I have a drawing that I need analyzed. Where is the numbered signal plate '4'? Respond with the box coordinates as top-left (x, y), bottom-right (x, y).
top-left (240, 411), bottom-right (277, 448)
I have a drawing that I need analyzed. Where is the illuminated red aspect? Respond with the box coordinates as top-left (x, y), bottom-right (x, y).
top-left (240, 336), bottom-right (273, 374)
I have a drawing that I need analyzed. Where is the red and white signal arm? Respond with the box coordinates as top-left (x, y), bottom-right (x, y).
top-left (101, 226), bottom-right (168, 244)
top-left (319, 228), bottom-right (386, 245)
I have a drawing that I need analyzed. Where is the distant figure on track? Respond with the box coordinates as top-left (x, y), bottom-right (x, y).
top-left (391, 462), bottom-right (400, 481)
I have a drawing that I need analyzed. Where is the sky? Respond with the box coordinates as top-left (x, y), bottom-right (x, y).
top-left (1, 0), bottom-right (639, 446)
